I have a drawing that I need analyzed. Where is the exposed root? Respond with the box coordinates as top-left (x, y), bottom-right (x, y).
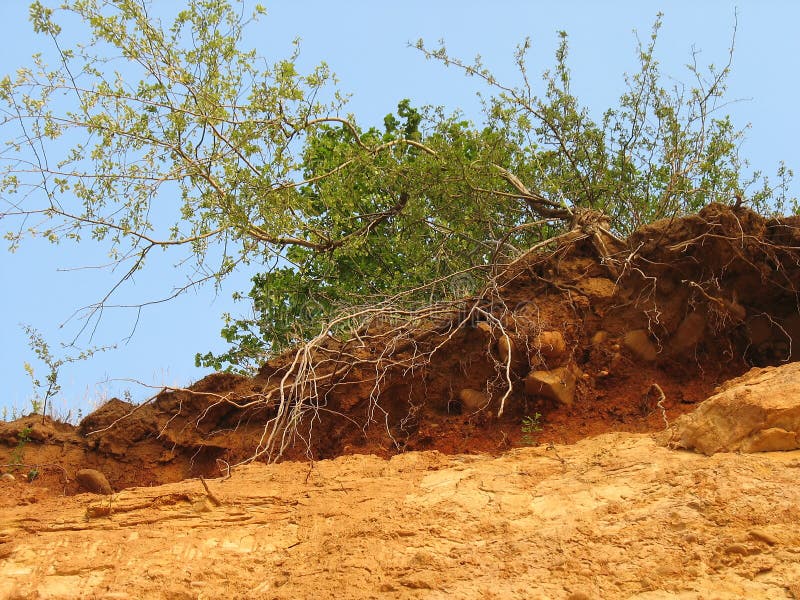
top-left (648, 383), bottom-right (669, 430)
top-left (63, 204), bottom-right (800, 467)
top-left (199, 476), bottom-right (222, 507)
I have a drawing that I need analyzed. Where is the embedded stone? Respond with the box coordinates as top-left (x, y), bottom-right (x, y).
top-left (575, 277), bottom-right (617, 301)
top-left (76, 468), bottom-right (113, 495)
top-left (474, 322), bottom-right (492, 337)
top-left (524, 366), bottom-right (577, 407)
top-left (670, 312), bottom-right (706, 352)
top-left (533, 331), bottom-right (567, 359)
top-left (497, 334), bottom-right (514, 363)
top-left (458, 389), bottom-right (490, 412)
top-left (623, 329), bottom-right (658, 361)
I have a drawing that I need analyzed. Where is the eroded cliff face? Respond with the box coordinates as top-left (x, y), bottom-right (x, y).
top-left (2, 201), bottom-right (800, 598)
top-left (2, 431), bottom-right (800, 600)
top-left (4, 204), bottom-right (800, 489)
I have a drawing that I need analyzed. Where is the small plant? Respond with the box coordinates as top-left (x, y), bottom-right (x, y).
top-left (21, 324), bottom-right (114, 422)
top-left (2, 406), bottom-right (22, 422)
top-left (9, 426), bottom-right (32, 472)
top-left (520, 413), bottom-right (543, 446)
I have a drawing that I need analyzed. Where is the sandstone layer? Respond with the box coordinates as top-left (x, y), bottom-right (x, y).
top-left (3, 433), bottom-right (800, 599)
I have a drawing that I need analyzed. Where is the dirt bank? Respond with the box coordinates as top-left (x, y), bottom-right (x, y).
top-left (2, 204), bottom-right (800, 599)
top-left (2, 204), bottom-right (800, 492)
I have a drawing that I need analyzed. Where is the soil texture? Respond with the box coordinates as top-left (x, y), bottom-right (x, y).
top-left (3, 434), bottom-right (800, 599)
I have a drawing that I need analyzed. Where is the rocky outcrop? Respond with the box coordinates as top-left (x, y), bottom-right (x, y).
top-left (2, 434), bottom-right (800, 599)
top-left (664, 362), bottom-right (800, 454)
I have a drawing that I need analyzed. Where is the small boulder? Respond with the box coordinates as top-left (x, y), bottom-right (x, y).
top-left (575, 277), bottom-right (617, 301)
top-left (1, 473), bottom-right (15, 482)
top-left (533, 331), bottom-right (567, 360)
top-left (458, 389), bottom-right (490, 412)
top-left (475, 323), bottom-right (517, 365)
top-left (623, 329), bottom-right (658, 361)
top-left (474, 321), bottom-right (492, 337)
top-left (524, 365), bottom-right (578, 407)
top-left (497, 334), bottom-right (514, 364)
top-left (664, 363), bottom-right (800, 454)
top-left (743, 428), bottom-right (798, 453)
top-left (76, 468), bottom-right (113, 495)
top-left (669, 312), bottom-right (706, 353)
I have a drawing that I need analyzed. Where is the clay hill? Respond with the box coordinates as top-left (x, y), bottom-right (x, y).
top-left (2, 203), bottom-right (800, 599)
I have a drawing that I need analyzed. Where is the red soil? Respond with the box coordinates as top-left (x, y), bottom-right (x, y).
top-left (1, 204), bottom-right (798, 495)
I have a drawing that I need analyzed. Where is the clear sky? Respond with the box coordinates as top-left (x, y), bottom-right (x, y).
top-left (1, 1), bottom-right (798, 419)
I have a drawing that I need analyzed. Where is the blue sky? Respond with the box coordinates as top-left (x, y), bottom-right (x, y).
top-left (1, 1), bottom-right (798, 419)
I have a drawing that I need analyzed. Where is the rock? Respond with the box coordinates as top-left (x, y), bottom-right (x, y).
top-left (400, 576), bottom-right (434, 590)
top-left (746, 314), bottom-right (774, 346)
top-left (744, 428), bottom-right (799, 453)
top-left (749, 529), bottom-right (778, 545)
top-left (664, 363), bottom-right (800, 455)
top-left (474, 321), bottom-right (492, 337)
top-left (458, 389), bottom-right (490, 412)
top-left (524, 365), bottom-right (578, 406)
top-left (1, 473), bottom-right (15, 482)
top-left (788, 582), bottom-right (800, 600)
top-left (591, 330), bottom-right (608, 346)
top-left (473, 323), bottom-right (516, 364)
top-left (533, 330), bottom-right (567, 360)
top-left (76, 468), bottom-right (113, 495)
top-left (623, 329), bottom-right (658, 361)
top-left (669, 312), bottom-right (706, 352)
top-left (497, 334), bottom-right (514, 363)
top-left (575, 276), bottom-right (617, 301)
top-left (724, 543), bottom-right (752, 556)
top-left (566, 593), bottom-right (594, 600)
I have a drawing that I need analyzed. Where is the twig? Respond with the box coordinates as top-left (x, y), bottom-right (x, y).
top-left (199, 476), bottom-right (222, 507)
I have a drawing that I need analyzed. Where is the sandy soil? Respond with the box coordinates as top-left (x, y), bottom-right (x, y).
top-left (2, 433), bottom-right (800, 600)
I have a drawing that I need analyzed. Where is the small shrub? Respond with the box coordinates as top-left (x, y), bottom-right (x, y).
top-left (520, 413), bottom-right (543, 446)
top-left (9, 426), bottom-right (32, 472)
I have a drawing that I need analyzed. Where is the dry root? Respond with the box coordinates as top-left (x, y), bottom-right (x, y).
top-left (80, 204), bottom-right (800, 465)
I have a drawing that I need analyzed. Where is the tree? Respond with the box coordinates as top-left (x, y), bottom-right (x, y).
top-left (1, 1), bottom-right (795, 375)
